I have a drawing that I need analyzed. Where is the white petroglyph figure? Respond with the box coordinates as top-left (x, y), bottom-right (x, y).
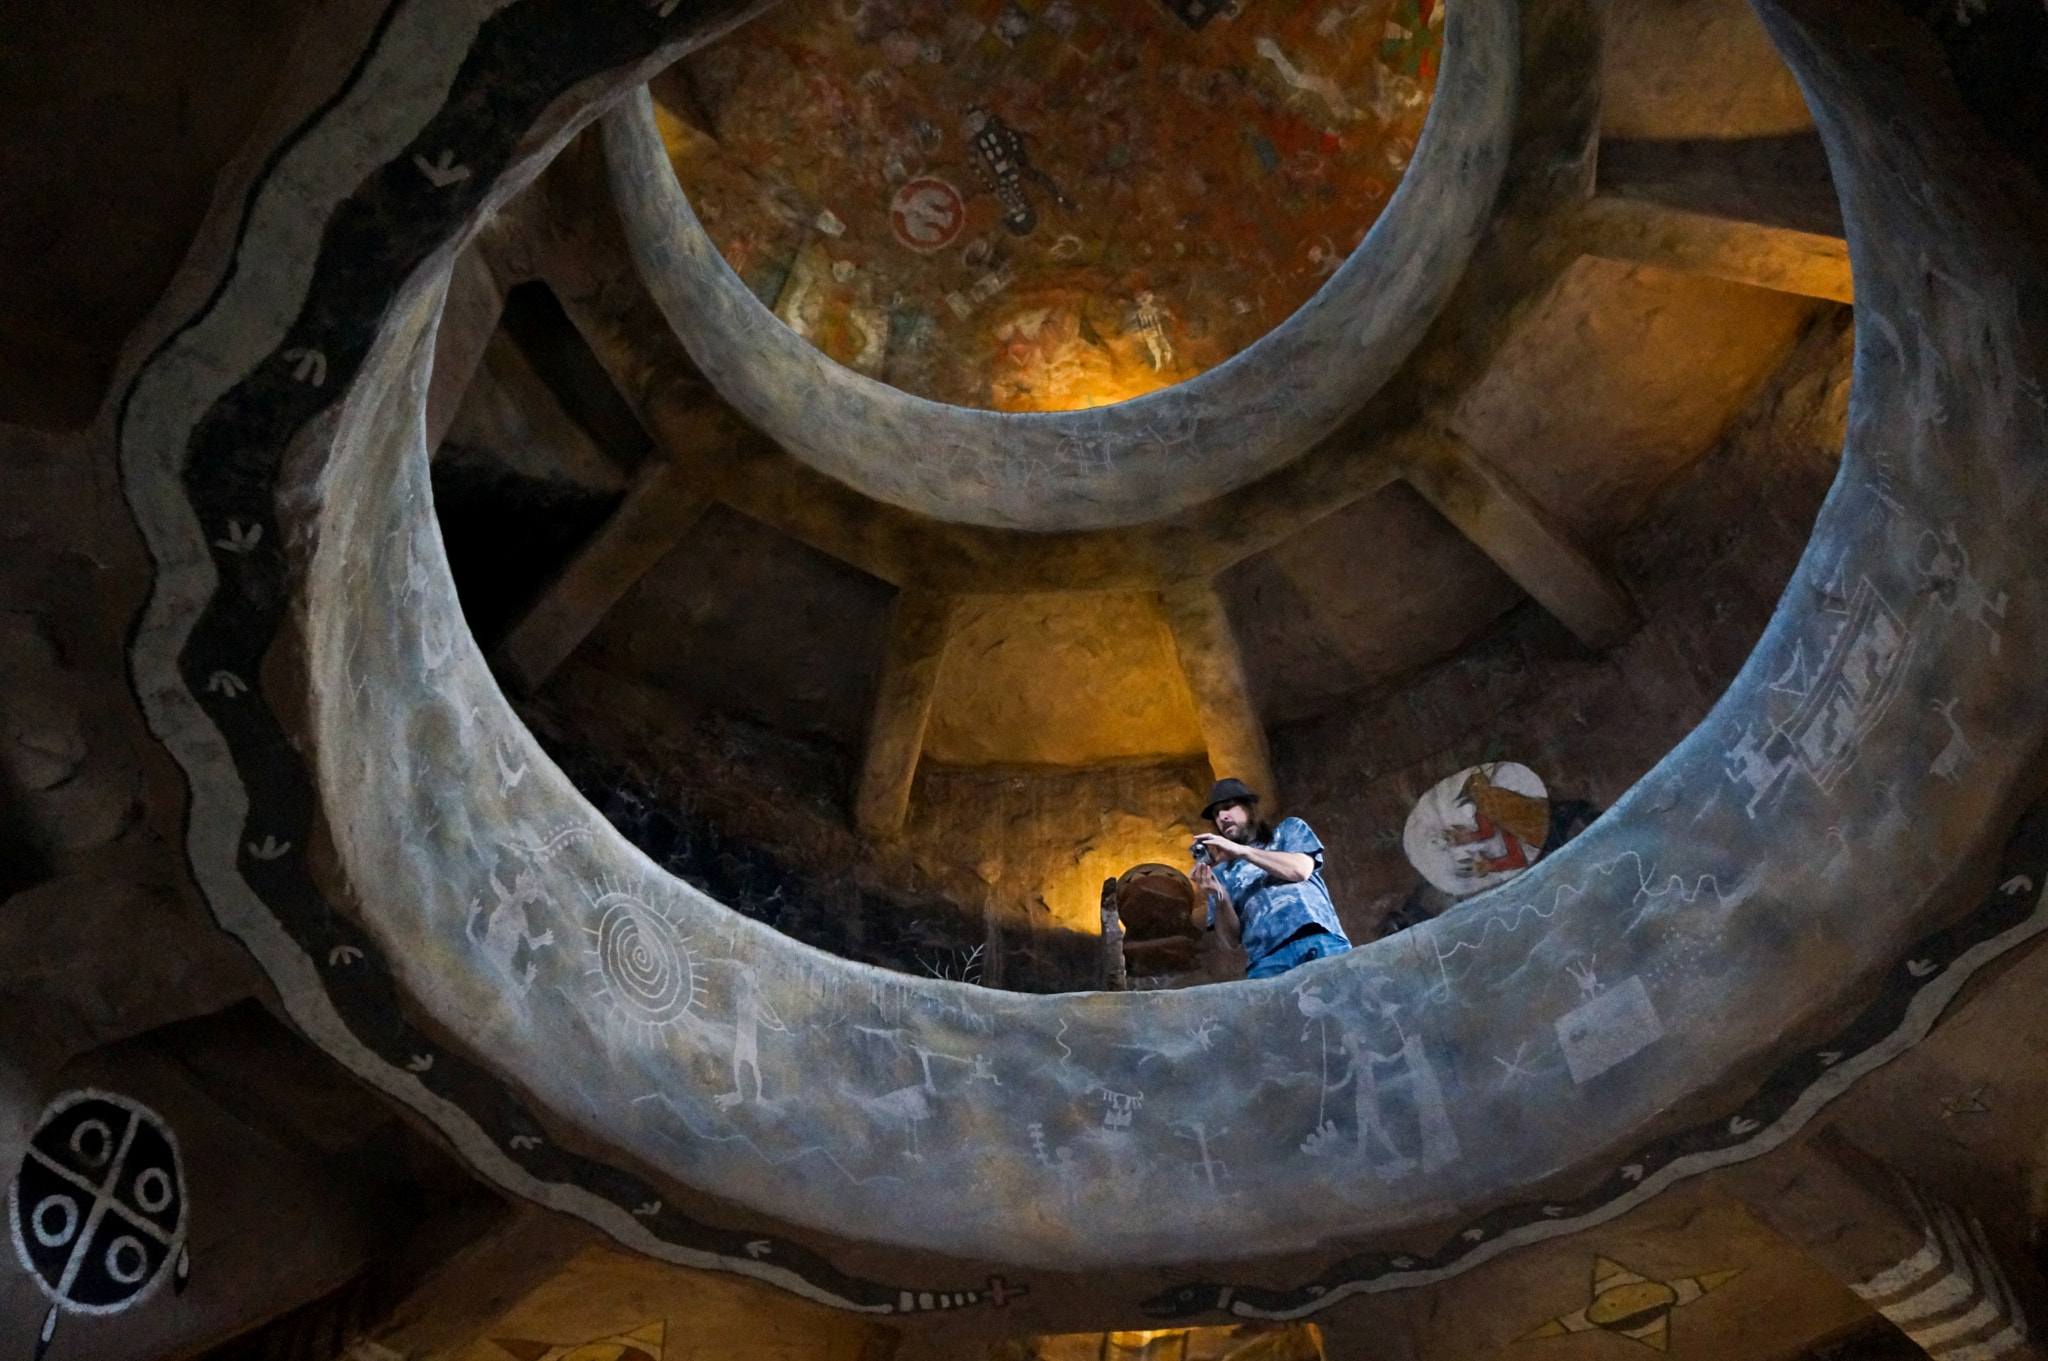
top-left (468, 862), bottom-right (554, 990)
top-left (1100, 1089), bottom-right (1142, 1130)
top-left (715, 964), bottom-right (786, 1110)
top-left (1930, 698), bottom-right (1973, 783)
top-left (1297, 985), bottom-right (1460, 1180)
top-left (1566, 957), bottom-right (1599, 1003)
top-left (1554, 975), bottom-right (1666, 1086)
top-left (855, 1044), bottom-right (941, 1161)
top-left (1918, 528), bottom-right (2008, 652)
top-left (1134, 292), bottom-right (1174, 372)
top-left (582, 882), bottom-right (702, 1038)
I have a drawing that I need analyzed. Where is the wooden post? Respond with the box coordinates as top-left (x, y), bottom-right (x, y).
top-left (1099, 878), bottom-right (1127, 992)
top-left (854, 590), bottom-right (959, 839)
top-left (1160, 578), bottom-right (1279, 810)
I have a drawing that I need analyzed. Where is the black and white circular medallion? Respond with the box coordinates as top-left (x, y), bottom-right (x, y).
top-left (9, 1090), bottom-right (188, 1353)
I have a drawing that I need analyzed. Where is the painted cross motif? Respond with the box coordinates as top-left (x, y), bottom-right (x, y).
top-left (8, 1091), bottom-right (189, 1361)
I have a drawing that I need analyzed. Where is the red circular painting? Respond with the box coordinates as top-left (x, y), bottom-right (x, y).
top-left (889, 177), bottom-right (966, 254)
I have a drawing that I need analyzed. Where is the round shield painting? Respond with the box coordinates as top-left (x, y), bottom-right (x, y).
top-left (1403, 762), bottom-right (1552, 897)
top-left (8, 1090), bottom-right (188, 1358)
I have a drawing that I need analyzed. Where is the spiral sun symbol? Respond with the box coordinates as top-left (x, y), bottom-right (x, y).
top-left (582, 878), bottom-right (705, 1042)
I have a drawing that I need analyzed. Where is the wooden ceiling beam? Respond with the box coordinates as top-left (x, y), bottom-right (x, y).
top-left (1160, 578), bottom-right (1280, 815)
top-left (498, 451), bottom-right (713, 694)
top-left (423, 242), bottom-right (509, 453)
top-left (854, 589), bottom-right (961, 839)
top-left (1575, 194), bottom-right (1855, 302)
top-left (1400, 433), bottom-right (1639, 651)
top-left (1576, 133), bottom-right (1854, 302)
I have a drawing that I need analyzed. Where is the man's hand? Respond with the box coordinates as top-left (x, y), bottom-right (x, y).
top-left (1192, 859), bottom-right (1242, 951)
top-left (1193, 833), bottom-right (1246, 861)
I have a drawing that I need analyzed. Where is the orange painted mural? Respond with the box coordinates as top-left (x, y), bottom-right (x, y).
top-left (658, 0), bottom-right (1443, 411)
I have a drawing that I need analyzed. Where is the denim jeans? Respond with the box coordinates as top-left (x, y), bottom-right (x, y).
top-left (1245, 930), bottom-right (1351, 980)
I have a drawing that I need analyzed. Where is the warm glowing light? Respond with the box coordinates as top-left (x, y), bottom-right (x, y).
top-left (1035, 810), bottom-right (1199, 936)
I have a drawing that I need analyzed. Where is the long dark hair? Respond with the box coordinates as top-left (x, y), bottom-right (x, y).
top-left (1209, 810), bottom-right (1275, 845)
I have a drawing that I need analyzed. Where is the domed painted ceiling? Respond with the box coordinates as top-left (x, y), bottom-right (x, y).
top-left (656, 0), bottom-right (1444, 412)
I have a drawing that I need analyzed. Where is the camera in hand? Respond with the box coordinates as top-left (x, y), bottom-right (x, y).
top-left (1191, 841), bottom-right (1209, 864)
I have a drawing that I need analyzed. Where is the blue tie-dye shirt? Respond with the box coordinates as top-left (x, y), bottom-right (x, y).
top-left (1205, 817), bottom-right (1349, 966)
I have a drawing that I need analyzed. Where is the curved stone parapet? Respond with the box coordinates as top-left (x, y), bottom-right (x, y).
top-left (115, 0), bottom-right (2048, 1318)
top-left (603, 0), bottom-right (1518, 532)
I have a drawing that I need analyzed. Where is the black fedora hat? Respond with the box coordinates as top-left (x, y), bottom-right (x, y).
top-left (1201, 778), bottom-right (1261, 822)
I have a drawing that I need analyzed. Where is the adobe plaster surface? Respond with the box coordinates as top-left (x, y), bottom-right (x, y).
top-left (101, 0), bottom-right (2048, 1306)
top-left (604, 0), bottom-right (1516, 530)
top-left (3, 0), bottom-right (2047, 1355)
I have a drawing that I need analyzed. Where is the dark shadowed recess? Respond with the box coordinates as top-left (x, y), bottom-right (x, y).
top-left (432, 283), bottom-right (636, 649)
top-left (430, 455), bottom-right (620, 650)
top-left (1899, 0), bottom-right (2048, 186)
top-left (516, 701), bottom-right (1104, 993)
top-left (151, 1003), bottom-right (511, 1361)
top-left (496, 281), bottom-right (653, 466)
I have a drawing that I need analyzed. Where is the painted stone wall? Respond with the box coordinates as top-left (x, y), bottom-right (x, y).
top-left (521, 663), bottom-right (1203, 990)
top-left (1275, 306), bottom-right (1856, 938)
top-left (661, 0), bottom-right (1443, 412)
top-left (528, 307), bottom-right (1852, 960)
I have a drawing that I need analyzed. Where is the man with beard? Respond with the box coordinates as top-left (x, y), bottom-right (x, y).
top-left (1191, 778), bottom-right (1352, 980)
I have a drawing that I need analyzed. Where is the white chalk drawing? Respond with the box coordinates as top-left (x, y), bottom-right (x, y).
top-left (1555, 975), bottom-right (1665, 1085)
top-left (1917, 528), bottom-right (2007, 653)
top-left (582, 880), bottom-right (703, 1036)
top-left (469, 863), bottom-right (556, 990)
top-left (508, 822), bottom-right (597, 865)
top-left (205, 670), bottom-right (248, 697)
top-left (495, 741), bottom-right (528, 793)
top-left (854, 1044), bottom-right (940, 1161)
top-left (419, 610), bottom-right (455, 672)
top-left (714, 965), bottom-right (787, 1110)
top-left (1404, 762), bottom-right (1550, 897)
top-left (411, 149), bottom-right (471, 187)
top-left (213, 520), bottom-right (261, 554)
top-left (1177, 1121), bottom-right (1228, 1190)
top-left (1296, 986), bottom-right (1459, 1179)
top-left (327, 945), bottom-right (363, 967)
top-left (1100, 1089), bottom-right (1144, 1130)
top-left (247, 836), bottom-right (290, 860)
top-left (282, 347), bottom-right (327, 386)
top-left (1930, 699), bottom-right (1973, 783)
top-left (1426, 852), bottom-right (1753, 998)
top-left (1494, 1043), bottom-right (1536, 1090)
top-left (1726, 577), bottom-right (1913, 815)
top-left (1566, 957), bottom-right (1599, 1003)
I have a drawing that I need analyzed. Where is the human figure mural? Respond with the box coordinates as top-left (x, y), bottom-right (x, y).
top-left (714, 964), bottom-right (787, 1111)
top-left (1295, 983), bottom-right (1460, 1180)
